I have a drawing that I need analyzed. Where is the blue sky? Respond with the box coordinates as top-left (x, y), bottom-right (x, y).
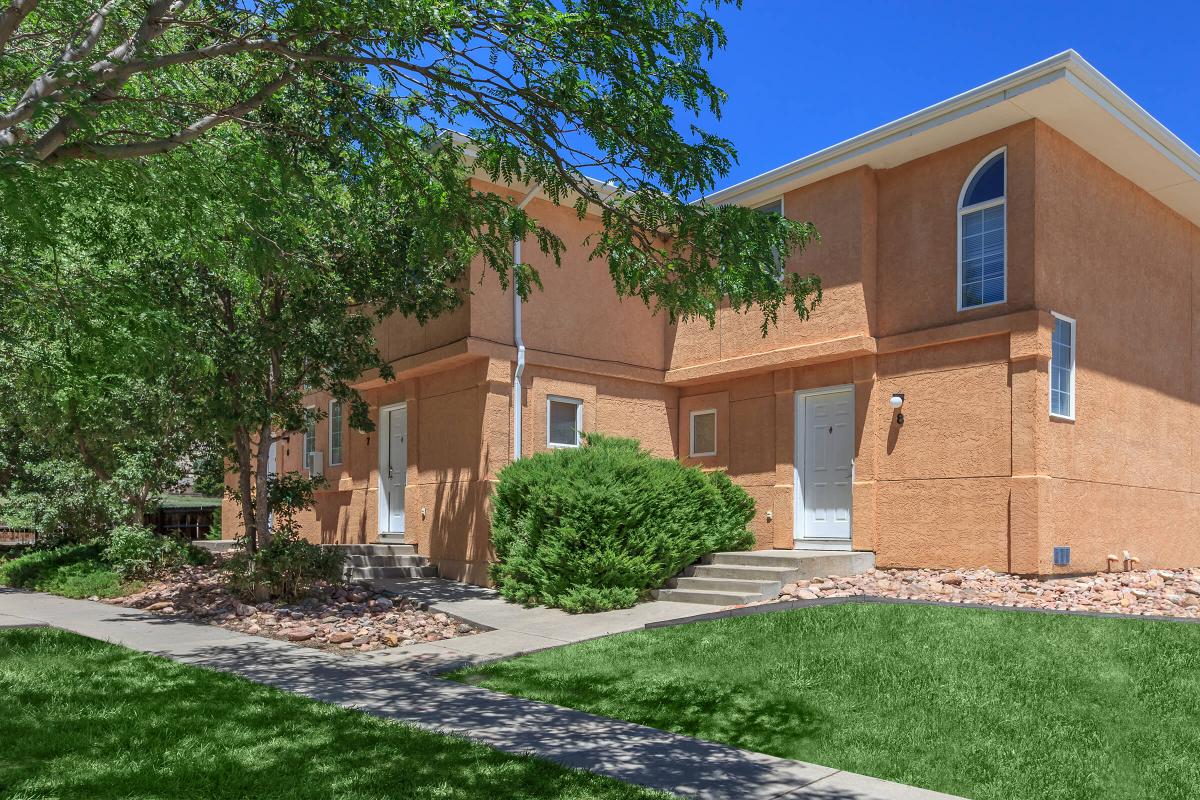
top-left (697, 0), bottom-right (1200, 192)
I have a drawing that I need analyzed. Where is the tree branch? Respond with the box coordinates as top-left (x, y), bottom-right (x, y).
top-left (25, 0), bottom-right (189, 159)
top-left (0, 0), bottom-right (117, 143)
top-left (45, 69), bottom-right (294, 162)
top-left (0, 0), bottom-right (36, 55)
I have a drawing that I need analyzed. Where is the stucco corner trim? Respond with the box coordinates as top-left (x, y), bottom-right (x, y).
top-left (665, 335), bottom-right (876, 386)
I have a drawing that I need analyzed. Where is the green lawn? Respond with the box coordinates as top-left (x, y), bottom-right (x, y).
top-left (0, 627), bottom-right (663, 800)
top-left (452, 603), bottom-right (1200, 800)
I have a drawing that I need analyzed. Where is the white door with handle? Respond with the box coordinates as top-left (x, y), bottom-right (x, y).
top-left (794, 387), bottom-right (854, 545)
top-left (378, 403), bottom-right (407, 535)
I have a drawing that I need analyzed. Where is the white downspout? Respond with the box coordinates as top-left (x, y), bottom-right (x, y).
top-left (512, 184), bottom-right (541, 461)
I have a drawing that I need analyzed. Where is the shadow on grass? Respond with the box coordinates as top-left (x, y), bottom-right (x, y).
top-left (0, 618), bottom-right (871, 800)
top-left (0, 627), bottom-right (661, 800)
top-left (452, 602), bottom-right (1200, 800)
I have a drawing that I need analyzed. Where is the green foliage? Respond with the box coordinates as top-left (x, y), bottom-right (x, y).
top-left (0, 174), bottom-right (222, 541)
top-left (0, 627), bottom-right (664, 800)
top-left (102, 524), bottom-right (207, 580)
top-left (454, 604), bottom-right (1200, 800)
top-left (490, 434), bottom-right (755, 613)
top-left (0, 528), bottom-right (211, 597)
top-left (3, 1), bottom-right (824, 552)
top-left (0, 543), bottom-right (134, 599)
top-left (225, 472), bottom-right (340, 600)
top-left (206, 508), bottom-right (223, 540)
top-left (263, 472), bottom-right (325, 539)
top-left (1, 1), bottom-right (824, 336)
top-left (0, 459), bottom-right (130, 543)
top-left (223, 532), bottom-right (345, 603)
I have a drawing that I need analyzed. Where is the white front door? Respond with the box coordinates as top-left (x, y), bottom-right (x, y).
top-left (794, 387), bottom-right (854, 546)
top-left (378, 403), bottom-right (407, 535)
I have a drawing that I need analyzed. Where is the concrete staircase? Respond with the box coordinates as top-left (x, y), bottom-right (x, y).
top-left (653, 549), bottom-right (875, 606)
top-left (338, 543), bottom-right (438, 582)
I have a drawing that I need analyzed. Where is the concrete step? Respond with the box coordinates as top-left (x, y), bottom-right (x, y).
top-left (343, 553), bottom-right (429, 568)
top-left (666, 576), bottom-right (781, 597)
top-left (657, 549), bottom-right (876, 607)
top-left (345, 565), bottom-right (438, 580)
top-left (684, 563), bottom-right (798, 582)
top-left (330, 543), bottom-right (417, 556)
top-left (706, 549), bottom-right (875, 577)
top-left (652, 587), bottom-right (765, 606)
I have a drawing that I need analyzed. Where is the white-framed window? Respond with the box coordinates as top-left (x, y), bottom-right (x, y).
top-left (754, 197), bottom-right (786, 278)
top-left (547, 396), bottom-right (583, 448)
top-left (303, 407), bottom-right (317, 472)
top-left (1050, 312), bottom-right (1075, 420)
top-left (328, 399), bottom-right (343, 465)
top-left (689, 409), bottom-right (717, 457)
top-left (958, 149), bottom-right (1006, 310)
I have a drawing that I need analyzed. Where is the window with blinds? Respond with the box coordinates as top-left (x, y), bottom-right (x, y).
top-left (328, 399), bottom-right (343, 465)
top-left (959, 151), bottom-right (1006, 309)
top-left (1050, 313), bottom-right (1075, 419)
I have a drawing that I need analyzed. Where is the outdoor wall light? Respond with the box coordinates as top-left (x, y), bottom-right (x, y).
top-left (890, 393), bottom-right (905, 425)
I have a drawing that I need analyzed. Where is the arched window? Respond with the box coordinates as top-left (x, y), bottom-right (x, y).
top-left (958, 149), bottom-right (1006, 309)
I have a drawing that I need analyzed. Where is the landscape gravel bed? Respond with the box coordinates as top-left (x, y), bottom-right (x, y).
top-left (762, 566), bottom-right (1200, 618)
top-left (105, 565), bottom-right (480, 652)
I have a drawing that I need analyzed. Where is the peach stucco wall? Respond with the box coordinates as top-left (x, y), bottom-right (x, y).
top-left (670, 167), bottom-right (878, 370)
top-left (246, 354), bottom-right (681, 585)
top-left (227, 119), bottom-right (1200, 582)
top-left (875, 122), bottom-right (1037, 336)
top-left (1028, 122), bottom-right (1200, 572)
top-left (468, 179), bottom-right (671, 372)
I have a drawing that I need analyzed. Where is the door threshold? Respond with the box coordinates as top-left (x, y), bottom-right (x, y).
top-left (793, 540), bottom-right (853, 552)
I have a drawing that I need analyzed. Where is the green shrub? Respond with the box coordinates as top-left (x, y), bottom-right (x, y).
top-left (223, 532), bottom-right (345, 602)
top-left (0, 544), bottom-right (134, 598)
top-left (490, 434), bottom-right (756, 613)
top-left (102, 524), bottom-right (207, 579)
top-left (1, 460), bottom-right (130, 545)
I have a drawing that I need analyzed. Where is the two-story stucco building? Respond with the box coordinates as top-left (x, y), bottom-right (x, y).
top-left (226, 52), bottom-right (1200, 584)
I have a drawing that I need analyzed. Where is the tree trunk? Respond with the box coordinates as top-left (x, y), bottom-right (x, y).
top-left (253, 421), bottom-right (272, 549)
top-left (233, 425), bottom-right (257, 555)
top-left (129, 485), bottom-right (150, 527)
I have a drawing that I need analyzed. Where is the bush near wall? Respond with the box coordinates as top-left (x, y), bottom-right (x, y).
top-left (490, 435), bottom-right (755, 613)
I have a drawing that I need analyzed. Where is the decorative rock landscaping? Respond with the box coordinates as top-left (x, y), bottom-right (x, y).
top-left (765, 566), bottom-right (1200, 618)
top-left (105, 565), bottom-right (480, 652)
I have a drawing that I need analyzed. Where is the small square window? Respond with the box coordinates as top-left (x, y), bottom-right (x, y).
top-left (547, 396), bottom-right (582, 448)
top-left (690, 409), bottom-right (717, 457)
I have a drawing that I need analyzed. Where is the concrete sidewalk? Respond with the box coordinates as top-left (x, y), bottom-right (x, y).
top-left (366, 577), bottom-right (704, 672)
top-left (0, 588), bottom-right (961, 800)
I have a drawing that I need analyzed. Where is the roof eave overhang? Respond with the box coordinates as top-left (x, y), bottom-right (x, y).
top-left (702, 50), bottom-right (1200, 227)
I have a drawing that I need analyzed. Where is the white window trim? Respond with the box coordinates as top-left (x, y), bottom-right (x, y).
top-left (328, 399), bottom-right (342, 465)
top-left (303, 405), bottom-right (317, 474)
top-left (755, 197), bottom-right (784, 215)
top-left (957, 147), bottom-right (1008, 312)
top-left (546, 395), bottom-right (583, 448)
top-left (754, 197), bottom-right (786, 279)
top-left (688, 409), bottom-right (718, 457)
top-left (1049, 311), bottom-right (1076, 421)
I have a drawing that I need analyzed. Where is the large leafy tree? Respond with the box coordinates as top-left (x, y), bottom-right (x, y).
top-left (2, 0), bottom-right (823, 550)
top-left (0, 181), bottom-right (214, 537)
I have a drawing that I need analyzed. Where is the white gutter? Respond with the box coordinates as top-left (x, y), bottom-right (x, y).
top-left (512, 184), bottom-right (541, 461)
